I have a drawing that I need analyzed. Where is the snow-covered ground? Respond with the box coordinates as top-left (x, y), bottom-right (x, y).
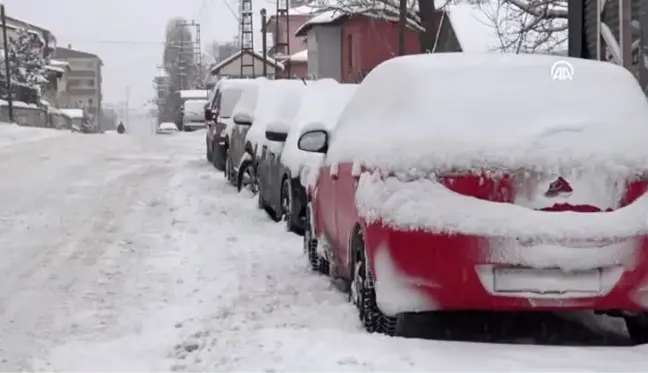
top-left (1, 124), bottom-right (648, 371)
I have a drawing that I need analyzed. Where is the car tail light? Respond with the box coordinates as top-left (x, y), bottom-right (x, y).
top-left (437, 171), bottom-right (514, 203)
top-left (438, 171), bottom-right (648, 209)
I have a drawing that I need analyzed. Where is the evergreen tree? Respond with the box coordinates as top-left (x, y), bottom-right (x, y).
top-left (5, 28), bottom-right (48, 98)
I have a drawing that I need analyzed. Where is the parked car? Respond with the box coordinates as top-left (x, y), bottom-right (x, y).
top-left (226, 77), bottom-right (267, 190)
top-left (205, 79), bottom-right (252, 171)
top-left (182, 98), bottom-right (209, 131)
top-left (252, 80), bottom-right (309, 221)
top-left (157, 122), bottom-right (178, 134)
top-left (298, 53), bottom-right (648, 340)
top-left (258, 79), bottom-right (357, 234)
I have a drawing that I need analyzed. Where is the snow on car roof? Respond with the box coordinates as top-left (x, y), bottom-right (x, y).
top-left (246, 79), bottom-right (306, 155)
top-left (281, 79), bottom-right (357, 182)
top-left (179, 90), bottom-right (208, 99)
top-left (231, 77), bottom-right (267, 124)
top-left (326, 53), bottom-right (648, 175)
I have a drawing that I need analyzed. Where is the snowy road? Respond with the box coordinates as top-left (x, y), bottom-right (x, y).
top-left (1, 124), bottom-right (648, 371)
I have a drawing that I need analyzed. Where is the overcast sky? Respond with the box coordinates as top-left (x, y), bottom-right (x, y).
top-left (2, 0), bottom-right (255, 108)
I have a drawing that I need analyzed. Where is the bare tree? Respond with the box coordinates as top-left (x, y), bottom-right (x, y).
top-left (486, 0), bottom-right (567, 53)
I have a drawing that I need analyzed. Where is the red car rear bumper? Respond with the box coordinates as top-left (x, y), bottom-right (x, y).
top-left (364, 223), bottom-right (648, 315)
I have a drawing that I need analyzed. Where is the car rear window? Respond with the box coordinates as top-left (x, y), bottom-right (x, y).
top-left (220, 88), bottom-right (243, 118)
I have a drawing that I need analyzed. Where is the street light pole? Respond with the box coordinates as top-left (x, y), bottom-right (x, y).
top-left (398, 0), bottom-right (407, 55)
top-left (261, 8), bottom-right (268, 77)
top-left (1, 5), bottom-right (14, 122)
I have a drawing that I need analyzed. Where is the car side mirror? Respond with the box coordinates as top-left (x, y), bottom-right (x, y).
top-left (298, 130), bottom-right (328, 153)
top-left (265, 130), bottom-right (288, 142)
top-left (233, 113), bottom-right (252, 126)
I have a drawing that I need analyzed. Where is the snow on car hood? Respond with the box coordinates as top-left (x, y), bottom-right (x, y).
top-left (355, 172), bottom-right (648, 241)
top-left (326, 54), bottom-right (648, 175)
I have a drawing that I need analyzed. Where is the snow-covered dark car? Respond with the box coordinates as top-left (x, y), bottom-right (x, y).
top-left (205, 79), bottom-right (252, 170)
top-left (257, 79), bottom-right (356, 233)
top-left (225, 78), bottom-right (267, 190)
top-left (299, 53), bottom-right (648, 340)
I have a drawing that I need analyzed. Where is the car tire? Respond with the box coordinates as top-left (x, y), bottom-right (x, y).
top-left (206, 139), bottom-right (212, 162)
top-left (625, 315), bottom-right (648, 344)
top-left (225, 150), bottom-right (235, 184)
top-left (304, 202), bottom-right (329, 274)
top-left (281, 177), bottom-right (300, 234)
top-left (237, 159), bottom-right (258, 194)
top-left (212, 141), bottom-right (226, 171)
top-left (350, 229), bottom-right (397, 335)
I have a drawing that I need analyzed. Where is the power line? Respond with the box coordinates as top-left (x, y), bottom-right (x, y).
top-left (59, 38), bottom-right (165, 45)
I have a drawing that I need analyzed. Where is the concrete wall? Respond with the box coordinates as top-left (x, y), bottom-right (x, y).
top-left (0, 105), bottom-right (48, 127)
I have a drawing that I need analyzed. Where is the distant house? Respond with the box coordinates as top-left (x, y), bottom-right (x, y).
top-left (280, 50), bottom-right (309, 79)
top-left (0, 15), bottom-right (57, 57)
top-left (53, 46), bottom-right (103, 125)
top-left (43, 59), bottom-right (71, 108)
top-left (295, 8), bottom-right (420, 83)
top-left (264, 1), bottom-right (317, 60)
top-left (209, 49), bottom-right (283, 80)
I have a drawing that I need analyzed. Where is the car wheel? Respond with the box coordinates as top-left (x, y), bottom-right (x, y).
top-left (206, 139), bottom-right (212, 162)
top-left (350, 229), bottom-right (397, 335)
top-left (304, 202), bottom-right (329, 274)
top-left (225, 150), bottom-right (234, 184)
top-left (625, 315), bottom-right (648, 344)
top-left (212, 141), bottom-right (226, 171)
top-left (238, 160), bottom-right (258, 194)
top-left (281, 178), bottom-right (299, 233)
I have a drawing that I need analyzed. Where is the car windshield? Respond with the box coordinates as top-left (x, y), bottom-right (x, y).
top-left (220, 88), bottom-right (243, 118)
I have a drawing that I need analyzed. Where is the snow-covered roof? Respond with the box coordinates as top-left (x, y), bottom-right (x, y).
top-left (281, 79), bottom-right (357, 181)
top-left (445, 0), bottom-right (567, 53)
top-left (59, 108), bottom-right (84, 119)
top-left (295, 3), bottom-right (420, 36)
top-left (288, 49), bottom-right (308, 62)
top-left (210, 50), bottom-right (284, 75)
top-left (327, 53), bottom-right (648, 174)
top-left (245, 79), bottom-right (307, 156)
top-left (179, 90), bottom-right (209, 99)
top-left (50, 59), bottom-right (70, 69)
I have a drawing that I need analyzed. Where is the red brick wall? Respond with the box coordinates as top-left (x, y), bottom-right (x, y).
top-left (340, 15), bottom-right (420, 83)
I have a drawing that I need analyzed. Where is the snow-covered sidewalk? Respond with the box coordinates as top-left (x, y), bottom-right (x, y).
top-left (1, 129), bottom-right (648, 371)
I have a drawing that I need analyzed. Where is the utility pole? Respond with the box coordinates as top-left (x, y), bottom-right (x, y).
top-left (240, 0), bottom-right (255, 78)
top-left (178, 20), bottom-right (203, 89)
top-left (1, 5), bottom-right (13, 122)
top-left (398, 0), bottom-right (407, 56)
top-left (619, 0), bottom-right (632, 69)
top-left (275, 0), bottom-right (290, 77)
top-left (261, 8), bottom-right (268, 77)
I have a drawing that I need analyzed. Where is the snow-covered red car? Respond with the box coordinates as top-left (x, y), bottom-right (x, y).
top-left (298, 53), bottom-right (648, 341)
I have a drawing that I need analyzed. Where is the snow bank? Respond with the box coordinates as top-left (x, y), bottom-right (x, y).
top-left (327, 53), bottom-right (648, 175)
top-left (356, 172), bottom-right (648, 240)
top-left (246, 79), bottom-right (306, 156)
top-left (59, 108), bottom-right (84, 119)
top-left (0, 99), bottom-right (39, 109)
top-left (280, 80), bottom-right (357, 184)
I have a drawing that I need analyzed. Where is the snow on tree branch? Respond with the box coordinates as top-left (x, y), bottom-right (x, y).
top-left (309, 0), bottom-right (423, 30)
top-left (479, 0), bottom-right (567, 53)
